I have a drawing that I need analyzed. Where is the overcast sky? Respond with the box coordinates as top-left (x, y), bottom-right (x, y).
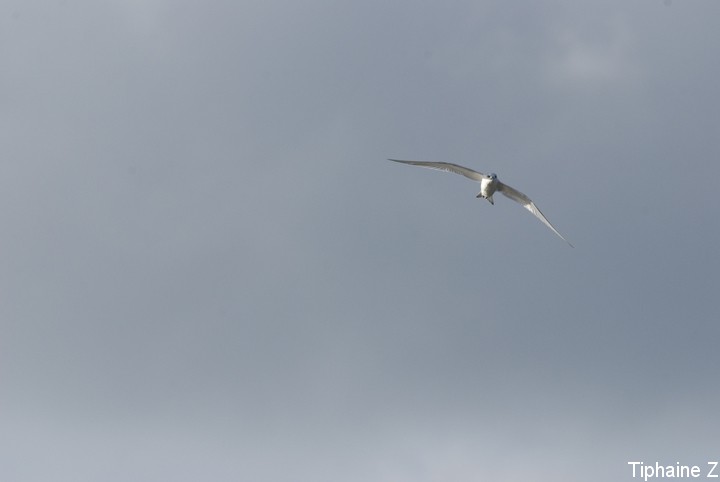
top-left (2, 1), bottom-right (719, 481)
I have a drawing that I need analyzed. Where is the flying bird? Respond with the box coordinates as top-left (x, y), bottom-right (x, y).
top-left (388, 158), bottom-right (573, 247)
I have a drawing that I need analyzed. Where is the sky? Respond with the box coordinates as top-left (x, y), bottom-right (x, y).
top-left (1, 1), bottom-right (719, 481)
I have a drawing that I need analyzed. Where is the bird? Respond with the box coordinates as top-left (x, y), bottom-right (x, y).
top-left (388, 158), bottom-right (573, 247)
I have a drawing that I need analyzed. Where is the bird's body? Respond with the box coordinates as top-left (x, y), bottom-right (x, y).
top-left (388, 158), bottom-right (573, 247)
top-left (478, 175), bottom-right (499, 204)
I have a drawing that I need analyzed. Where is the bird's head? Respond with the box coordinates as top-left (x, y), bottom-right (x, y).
top-left (488, 173), bottom-right (498, 180)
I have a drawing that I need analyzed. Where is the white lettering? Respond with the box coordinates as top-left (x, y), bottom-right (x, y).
top-left (709, 461), bottom-right (718, 478)
top-left (644, 462), bottom-right (656, 481)
top-left (627, 461), bottom-right (702, 479)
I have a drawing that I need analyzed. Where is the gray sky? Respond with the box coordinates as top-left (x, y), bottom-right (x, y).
top-left (2, 1), bottom-right (719, 481)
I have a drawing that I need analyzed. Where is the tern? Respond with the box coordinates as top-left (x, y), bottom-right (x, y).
top-left (388, 159), bottom-right (573, 247)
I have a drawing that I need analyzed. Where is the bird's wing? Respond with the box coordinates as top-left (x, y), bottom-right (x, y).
top-left (496, 182), bottom-right (573, 247)
top-left (388, 159), bottom-right (487, 182)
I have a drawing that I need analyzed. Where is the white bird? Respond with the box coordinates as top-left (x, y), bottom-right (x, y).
top-left (388, 159), bottom-right (573, 247)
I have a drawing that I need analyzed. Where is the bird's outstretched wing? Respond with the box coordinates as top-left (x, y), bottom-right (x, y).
top-left (388, 159), bottom-right (488, 182)
top-left (496, 182), bottom-right (573, 247)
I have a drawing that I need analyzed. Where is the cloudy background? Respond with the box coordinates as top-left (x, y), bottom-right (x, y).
top-left (1, 0), bottom-right (719, 480)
